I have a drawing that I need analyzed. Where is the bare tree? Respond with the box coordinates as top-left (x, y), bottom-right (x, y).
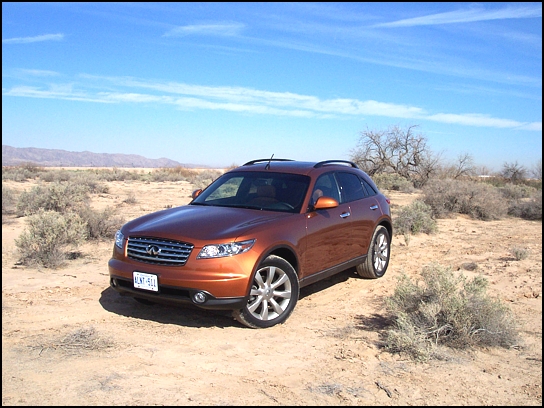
top-left (530, 158), bottom-right (542, 181)
top-left (350, 125), bottom-right (440, 187)
top-left (451, 153), bottom-right (475, 179)
top-left (501, 161), bottom-right (527, 184)
top-left (474, 165), bottom-right (492, 177)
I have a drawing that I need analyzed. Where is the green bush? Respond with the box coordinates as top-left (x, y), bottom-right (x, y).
top-left (393, 200), bottom-right (437, 236)
top-left (15, 209), bottom-right (88, 268)
top-left (384, 264), bottom-right (519, 361)
top-left (422, 179), bottom-right (507, 220)
top-left (16, 181), bottom-right (90, 216)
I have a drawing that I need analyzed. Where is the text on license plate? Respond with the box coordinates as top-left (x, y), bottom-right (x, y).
top-left (133, 272), bottom-right (158, 292)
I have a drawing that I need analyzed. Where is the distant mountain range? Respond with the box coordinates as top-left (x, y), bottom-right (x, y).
top-left (2, 145), bottom-right (203, 168)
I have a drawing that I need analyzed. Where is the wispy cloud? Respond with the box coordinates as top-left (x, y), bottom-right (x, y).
top-left (3, 74), bottom-right (541, 131)
top-left (375, 4), bottom-right (542, 28)
top-left (2, 33), bottom-right (64, 44)
top-left (17, 69), bottom-right (60, 77)
top-left (164, 22), bottom-right (244, 37)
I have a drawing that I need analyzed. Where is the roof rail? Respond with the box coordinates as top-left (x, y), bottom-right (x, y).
top-left (314, 160), bottom-right (359, 169)
top-left (243, 158), bottom-right (294, 166)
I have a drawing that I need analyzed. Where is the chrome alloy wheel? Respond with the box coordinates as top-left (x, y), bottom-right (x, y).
top-left (372, 230), bottom-right (389, 274)
top-left (248, 264), bottom-right (292, 321)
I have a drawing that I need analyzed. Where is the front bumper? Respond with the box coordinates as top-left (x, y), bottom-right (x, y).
top-left (109, 274), bottom-right (247, 310)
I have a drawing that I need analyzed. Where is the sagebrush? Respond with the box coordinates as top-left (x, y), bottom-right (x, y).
top-left (393, 200), bottom-right (437, 236)
top-left (383, 263), bottom-right (519, 361)
top-left (15, 209), bottom-right (88, 268)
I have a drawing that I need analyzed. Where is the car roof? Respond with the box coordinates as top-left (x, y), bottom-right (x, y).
top-left (233, 159), bottom-right (360, 176)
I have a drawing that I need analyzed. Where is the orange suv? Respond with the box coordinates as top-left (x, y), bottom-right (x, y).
top-left (108, 159), bottom-right (392, 328)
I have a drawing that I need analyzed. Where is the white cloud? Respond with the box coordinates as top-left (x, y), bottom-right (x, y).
top-left (164, 23), bottom-right (244, 37)
top-left (2, 34), bottom-right (64, 44)
top-left (17, 69), bottom-right (60, 77)
top-left (375, 4), bottom-right (542, 28)
top-left (3, 74), bottom-right (541, 131)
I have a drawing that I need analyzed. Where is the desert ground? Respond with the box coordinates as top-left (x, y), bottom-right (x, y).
top-left (2, 174), bottom-right (542, 406)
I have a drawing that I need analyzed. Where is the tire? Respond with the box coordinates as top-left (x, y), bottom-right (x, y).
top-left (356, 225), bottom-right (390, 279)
top-left (233, 255), bottom-right (299, 329)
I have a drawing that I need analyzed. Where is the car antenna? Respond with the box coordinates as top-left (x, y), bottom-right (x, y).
top-left (265, 153), bottom-right (274, 170)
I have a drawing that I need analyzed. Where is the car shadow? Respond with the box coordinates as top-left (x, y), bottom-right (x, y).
top-left (99, 266), bottom-right (360, 329)
top-left (299, 267), bottom-right (357, 299)
top-left (99, 287), bottom-right (238, 329)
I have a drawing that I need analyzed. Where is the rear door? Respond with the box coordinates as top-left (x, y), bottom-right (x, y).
top-left (335, 172), bottom-right (380, 256)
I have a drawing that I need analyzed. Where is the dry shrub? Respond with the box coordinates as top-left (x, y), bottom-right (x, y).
top-left (31, 326), bottom-right (115, 356)
top-left (192, 170), bottom-right (223, 190)
top-left (507, 190), bottom-right (542, 220)
top-left (76, 205), bottom-right (125, 240)
top-left (16, 181), bottom-right (90, 216)
top-left (149, 167), bottom-right (199, 182)
top-left (2, 184), bottom-right (16, 223)
top-left (123, 192), bottom-right (137, 204)
top-left (92, 168), bottom-right (141, 182)
top-left (422, 178), bottom-right (507, 220)
top-left (372, 172), bottom-right (415, 193)
top-left (38, 168), bottom-right (74, 183)
top-left (500, 183), bottom-right (537, 200)
top-left (384, 264), bottom-right (519, 361)
top-left (2, 164), bottom-right (42, 182)
top-left (509, 246), bottom-right (529, 261)
top-left (15, 209), bottom-right (88, 268)
top-left (393, 200), bottom-right (437, 237)
top-left (147, 167), bottom-right (223, 187)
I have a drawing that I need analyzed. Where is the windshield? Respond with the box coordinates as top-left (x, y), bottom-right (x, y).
top-left (191, 171), bottom-right (310, 213)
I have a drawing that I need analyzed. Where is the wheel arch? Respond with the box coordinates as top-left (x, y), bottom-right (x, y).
top-left (267, 246), bottom-right (299, 276)
top-left (379, 218), bottom-right (393, 241)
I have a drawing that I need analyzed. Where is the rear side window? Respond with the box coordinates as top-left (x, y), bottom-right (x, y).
top-left (335, 172), bottom-right (367, 203)
top-left (360, 177), bottom-right (377, 196)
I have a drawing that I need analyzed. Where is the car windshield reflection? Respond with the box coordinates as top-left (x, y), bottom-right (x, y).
top-left (191, 171), bottom-right (310, 213)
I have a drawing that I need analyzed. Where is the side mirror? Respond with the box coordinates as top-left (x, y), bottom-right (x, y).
top-left (313, 196), bottom-right (338, 210)
top-left (192, 189), bottom-right (203, 199)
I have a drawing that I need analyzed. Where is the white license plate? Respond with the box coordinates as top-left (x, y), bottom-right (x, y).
top-left (133, 272), bottom-right (158, 292)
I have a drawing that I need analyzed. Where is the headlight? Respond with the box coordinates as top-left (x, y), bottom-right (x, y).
top-left (114, 230), bottom-right (125, 249)
top-left (197, 239), bottom-right (255, 259)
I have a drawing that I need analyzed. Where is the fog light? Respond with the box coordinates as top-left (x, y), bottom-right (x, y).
top-left (111, 278), bottom-right (117, 288)
top-left (193, 292), bottom-right (207, 304)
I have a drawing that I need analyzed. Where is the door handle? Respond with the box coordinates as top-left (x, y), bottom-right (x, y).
top-left (370, 205), bottom-right (379, 210)
top-left (340, 212), bottom-right (351, 218)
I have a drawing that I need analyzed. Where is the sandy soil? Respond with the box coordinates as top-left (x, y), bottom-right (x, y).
top-left (2, 177), bottom-right (542, 406)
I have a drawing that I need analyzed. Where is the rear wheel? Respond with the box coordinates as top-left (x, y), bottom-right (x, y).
top-left (233, 255), bottom-right (299, 329)
top-left (356, 225), bottom-right (390, 279)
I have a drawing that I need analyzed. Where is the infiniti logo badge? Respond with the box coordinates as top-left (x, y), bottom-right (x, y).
top-left (146, 245), bottom-right (161, 256)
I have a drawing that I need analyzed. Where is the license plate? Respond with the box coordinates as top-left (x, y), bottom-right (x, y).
top-left (133, 272), bottom-right (158, 292)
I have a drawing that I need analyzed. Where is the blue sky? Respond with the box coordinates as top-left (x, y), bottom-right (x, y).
top-left (2, 2), bottom-right (542, 171)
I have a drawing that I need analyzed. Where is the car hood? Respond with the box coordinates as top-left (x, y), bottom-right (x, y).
top-left (122, 204), bottom-right (292, 243)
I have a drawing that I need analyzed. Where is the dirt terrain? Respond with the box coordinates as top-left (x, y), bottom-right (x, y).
top-left (2, 176), bottom-right (542, 406)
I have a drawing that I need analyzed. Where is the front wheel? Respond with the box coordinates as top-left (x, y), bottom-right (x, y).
top-left (356, 225), bottom-right (390, 279)
top-left (233, 255), bottom-right (299, 329)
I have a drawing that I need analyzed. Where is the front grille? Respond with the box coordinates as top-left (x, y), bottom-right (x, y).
top-left (127, 236), bottom-right (194, 266)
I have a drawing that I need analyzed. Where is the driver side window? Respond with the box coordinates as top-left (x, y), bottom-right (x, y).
top-left (311, 173), bottom-right (340, 205)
